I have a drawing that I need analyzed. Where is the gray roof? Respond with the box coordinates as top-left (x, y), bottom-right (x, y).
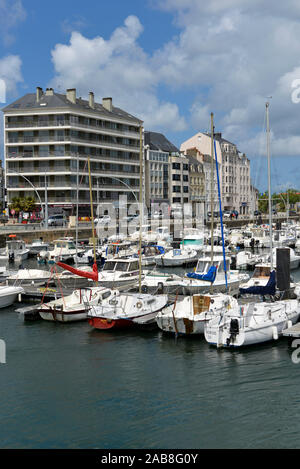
top-left (144, 131), bottom-right (179, 153)
top-left (186, 154), bottom-right (203, 167)
top-left (2, 90), bottom-right (143, 124)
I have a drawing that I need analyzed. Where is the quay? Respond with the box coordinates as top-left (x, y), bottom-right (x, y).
top-left (282, 323), bottom-right (300, 338)
top-left (0, 214), bottom-right (297, 248)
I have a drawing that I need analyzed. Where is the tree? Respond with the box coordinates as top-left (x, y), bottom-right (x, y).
top-left (10, 196), bottom-right (36, 215)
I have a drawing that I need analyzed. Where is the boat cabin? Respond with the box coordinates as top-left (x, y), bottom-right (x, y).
top-left (252, 265), bottom-right (271, 279)
top-left (6, 239), bottom-right (26, 253)
top-left (194, 257), bottom-right (231, 277)
top-left (102, 259), bottom-right (139, 273)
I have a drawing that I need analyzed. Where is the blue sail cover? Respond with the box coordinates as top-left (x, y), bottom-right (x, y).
top-left (239, 270), bottom-right (276, 296)
top-left (187, 265), bottom-right (217, 283)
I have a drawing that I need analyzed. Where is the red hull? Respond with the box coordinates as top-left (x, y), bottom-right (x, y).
top-left (88, 317), bottom-right (134, 330)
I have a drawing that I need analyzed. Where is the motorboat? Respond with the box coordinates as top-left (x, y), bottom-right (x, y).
top-left (38, 286), bottom-right (113, 322)
top-left (87, 291), bottom-right (169, 329)
top-left (6, 269), bottom-right (52, 286)
top-left (156, 293), bottom-right (239, 336)
top-left (27, 239), bottom-right (50, 255)
top-left (180, 228), bottom-right (206, 252)
top-left (141, 271), bottom-right (184, 295)
top-left (1, 239), bottom-right (30, 262)
top-left (97, 258), bottom-right (142, 290)
top-left (181, 256), bottom-right (248, 296)
top-left (155, 247), bottom-right (198, 267)
top-left (38, 237), bottom-right (85, 264)
top-left (0, 285), bottom-right (24, 308)
top-left (264, 247), bottom-right (300, 270)
top-left (230, 250), bottom-right (265, 271)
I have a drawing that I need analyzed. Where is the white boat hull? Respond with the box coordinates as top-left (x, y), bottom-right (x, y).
top-left (0, 286), bottom-right (24, 308)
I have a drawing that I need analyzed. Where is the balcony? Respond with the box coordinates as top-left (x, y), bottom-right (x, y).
top-left (6, 118), bottom-right (140, 137)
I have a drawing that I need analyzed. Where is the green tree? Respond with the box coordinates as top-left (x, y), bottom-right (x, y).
top-left (10, 196), bottom-right (36, 215)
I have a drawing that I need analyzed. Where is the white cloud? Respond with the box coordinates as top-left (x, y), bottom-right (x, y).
top-left (0, 54), bottom-right (23, 99)
top-left (0, 0), bottom-right (26, 46)
top-left (151, 0), bottom-right (300, 160)
top-left (50, 15), bottom-right (187, 133)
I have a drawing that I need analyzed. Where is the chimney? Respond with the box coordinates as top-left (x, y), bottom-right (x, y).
top-left (36, 87), bottom-right (43, 102)
top-left (102, 97), bottom-right (112, 112)
top-left (45, 88), bottom-right (54, 96)
top-left (66, 88), bottom-right (76, 104)
top-left (89, 91), bottom-right (95, 109)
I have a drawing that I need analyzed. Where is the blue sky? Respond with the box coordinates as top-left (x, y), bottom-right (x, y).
top-left (1, 0), bottom-right (300, 193)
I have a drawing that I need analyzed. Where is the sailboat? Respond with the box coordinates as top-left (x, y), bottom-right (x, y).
top-left (204, 102), bottom-right (300, 348)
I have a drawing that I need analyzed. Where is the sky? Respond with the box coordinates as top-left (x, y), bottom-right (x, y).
top-left (1, 0), bottom-right (300, 193)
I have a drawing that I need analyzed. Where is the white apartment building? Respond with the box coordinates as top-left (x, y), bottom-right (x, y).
top-left (169, 154), bottom-right (190, 206)
top-left (181, 131), bottom-right (253, 216)
top-left (214, 133), bottom-right (251, 215)
top-left (3, 87), bottom-right (143, 216)
top-left (144, 131), bottom-right (177, 209)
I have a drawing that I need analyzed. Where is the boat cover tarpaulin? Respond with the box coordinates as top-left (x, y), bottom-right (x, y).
top-left (239, 270), bottom-right (276, 296)
top-left (187, 265), bottom-right (217, 283)
top-left (56, 262), bottom-right (98, 281)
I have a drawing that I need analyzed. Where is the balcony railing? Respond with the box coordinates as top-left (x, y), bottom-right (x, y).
top-left (6, 119), bottom-right (140, 137)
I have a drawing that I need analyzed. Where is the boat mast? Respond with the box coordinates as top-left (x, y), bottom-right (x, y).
top-left (138, 125), bottom-right (143, 294)
top-left (210, 113), bottom-right (214, 265)
top-left (88, 157), bottom-right (98, 284)
top-left (266, 102), bottom-right (273, 270)
top-left (75, 152), bottom-right (79, 267)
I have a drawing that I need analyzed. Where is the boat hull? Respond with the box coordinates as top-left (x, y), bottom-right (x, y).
top-left (38, 308), bottom-right (88, 322)
top-left (87, 317), bottom-right (133, 329)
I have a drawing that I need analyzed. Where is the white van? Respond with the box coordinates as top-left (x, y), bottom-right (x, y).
top-left (48, 214), bottom-right (66, 226)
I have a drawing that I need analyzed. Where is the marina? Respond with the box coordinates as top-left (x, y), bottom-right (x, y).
top-left (2, 1), bottom-right (300, 451)
top-left (0, 215), bottom-right (300, 448)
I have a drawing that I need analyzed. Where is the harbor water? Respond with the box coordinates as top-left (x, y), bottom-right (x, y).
top-left (0, 258), bottom-right (300, 449)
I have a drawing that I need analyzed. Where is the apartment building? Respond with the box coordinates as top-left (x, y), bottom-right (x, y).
top-left (3, 87), bottom-right (143, 216)
top-left (181, 131), bottom-right (253, 216)
top-left (213, 133), bottom-right (251, 215)
top-left (180, 133), bottom-right (221, 215)
top-left (144, 131), bottom-right (177, 209)
top-left (182, 146), bottom-right (219, 216)
top-left (169, 153), bottom-right (190, 207)
top-left (186, 154), bottom-right (205, 218)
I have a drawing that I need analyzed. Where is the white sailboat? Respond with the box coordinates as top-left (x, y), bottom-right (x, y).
top-left (204, 298), bottom-right (300, 347)
top-left (38, 286), bottom-right (114, 322)
top-left (156, 293), bottom-right (238, 335)
top-left (87, 291), bottom-right (169, 329)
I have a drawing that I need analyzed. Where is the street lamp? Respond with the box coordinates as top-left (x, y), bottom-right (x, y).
top-left (7, 169), bottom-right (45, 224)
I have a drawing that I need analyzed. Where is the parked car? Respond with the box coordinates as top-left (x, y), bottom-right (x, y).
top-left (222, 210), bottom-right (231, 218)
top-left (289, 210), bottom-right (297, 216)
top-left (94, 215), bottom-right (111, 224)
top-left (254, 210), bottom-right (261, 216)
top-left (48, 214), bottom-right (67, 226)
top-left (207, 211), bottom-right (219, 218)
top-left (0, 215), bottom-right (8, 224)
